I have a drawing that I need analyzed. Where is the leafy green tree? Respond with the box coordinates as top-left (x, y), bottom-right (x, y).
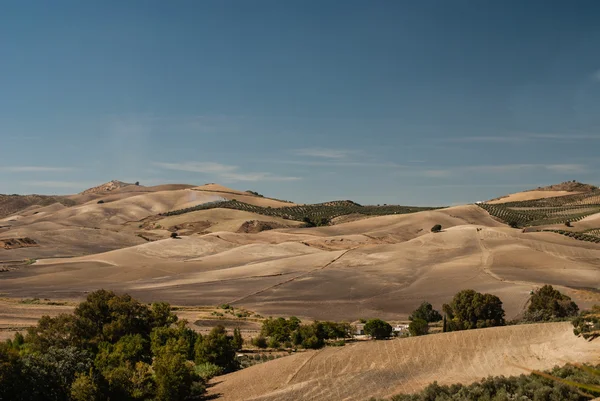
top-left (151, 302), bottom-right (178, 328)
top-left (95, 334), bottom-right (149, 372)
top-left (443, 289), bottom-right (505, 331)
top-left (526, 285), bottom-right (579, 321)
top-left (130, 362), bottom-right (156, 400)
top-left (232, 328), bottom-right (243, 350)
top-left (0, 342), bottom-right (23, 401)
top-left (70, 371), bottom-right (100, 401)
top-left (72, 290), bottom-right (153, 346)
top-left (150, 321), bottom-right (198, 361)
top-left (25, 314), bottom-right (77, 352)
top-left (364, 319), bottom-right (392, 339)
top-left (409, 302), bottom-right (443, 323)
top-left (154, 347), bottom-right (199, 401)
top-left (21, 346), bottom-right (93, 401)
top-left (408, 318), bottom-right (429, 336)
top-left (261, 317), bottom-right (300, 343)
top-left (194, 325), bottom-right (238, 372)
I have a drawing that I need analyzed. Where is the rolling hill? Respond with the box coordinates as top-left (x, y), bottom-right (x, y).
top-left (208, 322), bottom-right (600, 400)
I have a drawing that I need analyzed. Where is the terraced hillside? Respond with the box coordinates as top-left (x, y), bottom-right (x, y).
top-left (160, 199), bottom-right (440, 223)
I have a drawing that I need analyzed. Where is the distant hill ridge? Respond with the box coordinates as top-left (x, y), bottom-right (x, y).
top-left (531, 181), bottom-right (597, 192)
top-left (80, 180), bottom-right (135, 195)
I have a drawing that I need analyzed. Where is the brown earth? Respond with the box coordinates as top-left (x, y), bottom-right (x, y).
top-left (236, 220), bottom-right (290, 233)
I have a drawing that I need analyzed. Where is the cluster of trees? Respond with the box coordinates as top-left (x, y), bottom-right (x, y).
top-left (372, 363), bottom-right (600, 401)
top-left (408, 302), bottom-right (443, 336)
top-left (302, 216), bottom-right (331, 227)
top-left (524, 285), bottom-right (579, 322)
top-left (0, 290), bottom-right (243, 401)
top-left (255, 317), bottom-right (351, 349)
top-left (443, 289), bottom-right (505, 331)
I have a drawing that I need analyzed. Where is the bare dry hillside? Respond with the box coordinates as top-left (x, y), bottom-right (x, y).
top-left (0, 182), bottom-right (598, 321)
top-left (208, 322), bottom-right (600, 401)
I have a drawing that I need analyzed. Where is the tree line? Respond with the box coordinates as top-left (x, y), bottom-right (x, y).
top-left (0, 290), bottom-right (242, 401)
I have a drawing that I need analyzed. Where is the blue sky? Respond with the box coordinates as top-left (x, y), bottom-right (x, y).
top-left (1, 0), bottom-right (599, 205)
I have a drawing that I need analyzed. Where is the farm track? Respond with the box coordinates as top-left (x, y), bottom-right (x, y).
top-left (228, 247), bottom-right (359, 305)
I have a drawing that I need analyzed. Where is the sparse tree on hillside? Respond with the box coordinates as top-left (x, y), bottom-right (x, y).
top-left (525, 285), bottom-right (579, 322)
top-left (431, 224), bottom-right (442, 233)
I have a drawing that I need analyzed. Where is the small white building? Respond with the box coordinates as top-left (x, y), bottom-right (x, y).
top-left (353, 322), bottom-right (366, 336)
top-left (392, 324), bottom-right (409, 334)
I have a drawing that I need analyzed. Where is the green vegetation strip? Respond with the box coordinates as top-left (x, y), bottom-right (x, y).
top-left (161, 199), bottom-right (441, 222)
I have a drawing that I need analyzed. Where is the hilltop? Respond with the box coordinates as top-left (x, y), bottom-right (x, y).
top-left (533, 180), bottom-right (598, 192)
top-left (488, 181), bottom-right (598, 204)
top-left (79, 179), bottom-right (135, 195)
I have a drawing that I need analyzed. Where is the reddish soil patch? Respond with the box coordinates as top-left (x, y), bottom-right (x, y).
top-left (237, 220), bottom-right (288, 233)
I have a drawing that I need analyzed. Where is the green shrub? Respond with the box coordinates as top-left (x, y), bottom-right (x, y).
top-left (408, 319), bottom-right (429, 336)
top-left (194, 362), bottom-right (223, 381)
top-left (409, 302), bottom-right (443, 322)
top-left (364, 319), bottom-right (392, 339)
top-left (251, 336), bottom-right (268, 349)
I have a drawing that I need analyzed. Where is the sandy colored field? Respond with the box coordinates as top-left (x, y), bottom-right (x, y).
top-left (487, 190), bottom-right (579, 204)
top-left (208, 322), bottom-right (600, 401)
top-left (1, 204), bottom-right (598, 322)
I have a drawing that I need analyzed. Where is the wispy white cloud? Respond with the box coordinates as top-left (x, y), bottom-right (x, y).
top-left (447, 132), bottom-right (600, 143)
top-left (405, 163), bottom-right (588, 178)
top-left (0, 166), bottom-right (73, 173)
top-left (23, 181), bottom-right (91, 188)
top-left (155, 162), bottom-right (237, 174)
top-left (292, 148), bottom-right (357, 159)
top-left (525, 133), bottom-right (600, 140)
top-left (261, 159), bottom-right (405, 168)
top-left (154, 161), bottom-right (301, 182)
top-left (444, 136), bottom-right (526, 143)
